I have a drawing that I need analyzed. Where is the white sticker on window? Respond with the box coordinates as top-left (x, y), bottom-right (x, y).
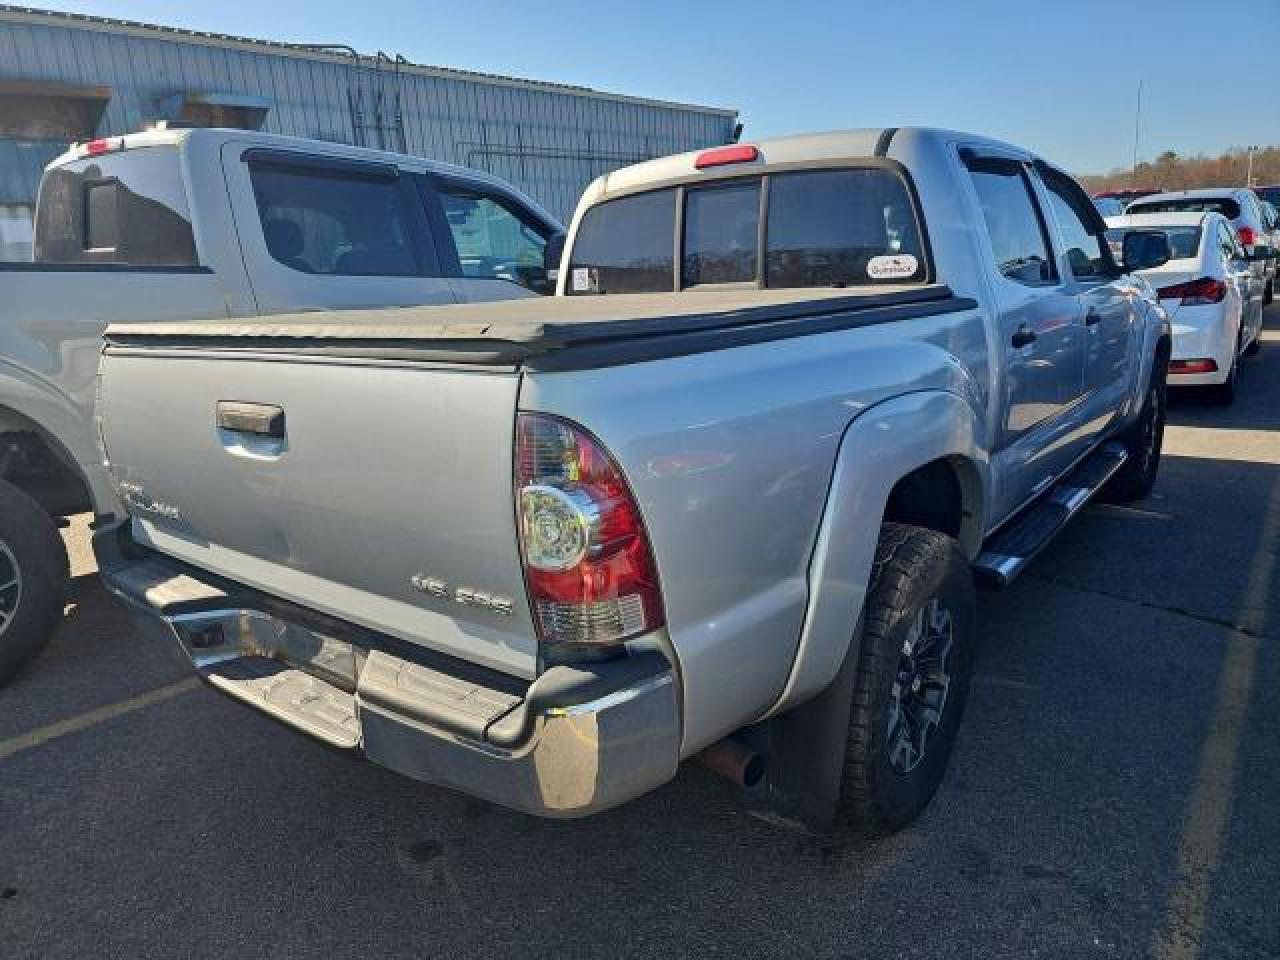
top-left (571, 267), bottom-right (591, 292)
top-left (866, 254), bottom-right (919, 280)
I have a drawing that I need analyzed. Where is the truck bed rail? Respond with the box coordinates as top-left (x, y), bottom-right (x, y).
top-left (104, 284), bottom-right (977, 370)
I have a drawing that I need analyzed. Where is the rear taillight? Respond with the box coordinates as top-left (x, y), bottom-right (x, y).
top-left (84, 137), bottom-right (122, 156)
top-left (1156, 276), bottom-right (1227, 305)
top-left (1237, 226), bottom-right (1257, 247)
top-left (1169, 359), bottom-right (1218, 374)
top-left (515, 413), bottom-right (664, 652)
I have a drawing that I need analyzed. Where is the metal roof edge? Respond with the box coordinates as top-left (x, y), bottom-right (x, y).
top-left (0, 5), bottom-right (739, 118)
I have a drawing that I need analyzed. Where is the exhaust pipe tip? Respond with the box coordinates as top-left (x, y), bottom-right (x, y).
top-left (698, 738), bottom-right (765, 789)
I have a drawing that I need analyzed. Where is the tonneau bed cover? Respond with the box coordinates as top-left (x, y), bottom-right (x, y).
top-left (105, 284), bottom-right (973, 370)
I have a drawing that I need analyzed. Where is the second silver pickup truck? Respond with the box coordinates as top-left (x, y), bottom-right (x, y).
top-left (0, 126), bottom-right (562, 684)
top-left (95, 128), bottom-right (1181, 833)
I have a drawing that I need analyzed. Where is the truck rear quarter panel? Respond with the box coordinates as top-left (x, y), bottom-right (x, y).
top-left (520, 303), bottom-right (989, 754)
top-left (0, 269), bottom-right (232, 511)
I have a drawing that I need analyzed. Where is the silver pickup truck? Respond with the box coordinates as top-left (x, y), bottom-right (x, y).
top-left (94, 128), bottom-right (1176, 833)
top-left (0, 126), bottom-right (561, 684)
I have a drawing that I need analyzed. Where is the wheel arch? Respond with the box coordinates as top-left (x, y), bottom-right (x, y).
top-left (765, 389), bottom-right (989, 719)
top-left (0, 404), bottom-right (94, 518)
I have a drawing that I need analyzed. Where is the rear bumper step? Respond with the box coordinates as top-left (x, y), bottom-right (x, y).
top-left (99, 540), bottom-right (681, 818)
top-left (974, 442), bottom-right (1128, 587)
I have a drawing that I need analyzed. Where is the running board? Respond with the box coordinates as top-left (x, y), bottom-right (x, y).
top-left (974, 442), bottom-right (1128, 587)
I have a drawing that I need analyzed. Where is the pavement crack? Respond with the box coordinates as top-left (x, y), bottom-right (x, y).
top-left (1024, 573), bottom-right (1268, 639)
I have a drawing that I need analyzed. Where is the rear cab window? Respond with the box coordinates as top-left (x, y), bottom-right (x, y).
top-left (766, 169), bottom-right (925, 287)
top-left (683, 181), bottom-right (760, 285)
top-left (34, 146), bottom-right (198, 266)
top-left (567, 188), bottom-right (676, 294)
top-left (566, 166), bottom-right (926, 295)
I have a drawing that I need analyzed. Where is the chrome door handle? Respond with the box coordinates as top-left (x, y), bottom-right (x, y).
top-left (217, 401), bottom-right (285, 438)
top-left (1011, 325), bottom-right (1036, 348)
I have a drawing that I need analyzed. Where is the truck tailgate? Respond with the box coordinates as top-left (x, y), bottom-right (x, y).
top-left (97, 350), bottom-right (536, 677)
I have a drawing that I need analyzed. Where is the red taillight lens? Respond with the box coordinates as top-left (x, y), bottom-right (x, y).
top-left (84, 137), bottom-right (120, 156)
top-left (1156, 276), bottom-right (1227, 305)
top-left (694, 144), bottom-right (759, 169)
top-left (1237, 226), bottom-right (1257, 247)
top-left (1169, 359), bottom-right (1218, 374)
top-left (515, 413), bottom-right (664, 651)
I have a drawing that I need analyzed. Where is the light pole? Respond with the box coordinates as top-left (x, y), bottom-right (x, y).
top-left (1245, 145), bottom-right (1259, 187)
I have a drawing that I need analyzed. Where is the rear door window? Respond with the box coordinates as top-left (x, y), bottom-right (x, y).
top-left (765, 168), bottom-right (925, 287)
top-left (248, 160), bottom-right (432, 276)
top-left (566, 188), bottom-right (676, 295)
top-left (34, 146), bottom-right (198, 266)
top-left (683, 180), bottom-right (760, 285)
top-left (963, 155), bottom-right (1056, 285)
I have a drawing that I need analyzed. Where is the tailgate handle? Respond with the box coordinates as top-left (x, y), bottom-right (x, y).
top-left (217, 402), bottom-right (285, 438)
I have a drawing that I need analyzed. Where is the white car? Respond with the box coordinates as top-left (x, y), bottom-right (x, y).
top-left (1126, 187), bottom-right (1276, 305)
top-left (1107, 211), bottom-right (1261, 403)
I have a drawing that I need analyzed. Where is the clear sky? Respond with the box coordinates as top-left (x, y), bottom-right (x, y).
top-left (31, 0), bottom-right (1280, 174)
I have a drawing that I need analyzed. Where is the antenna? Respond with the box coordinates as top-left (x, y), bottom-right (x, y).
top-left (1130, 79), bottom-right (1143, 189)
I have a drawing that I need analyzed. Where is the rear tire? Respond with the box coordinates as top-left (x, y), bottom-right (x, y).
top-left (838, 523), bottom-right (976, 836)
top-left (1103, 358), bottom-right (1167, 503)
top-left (0, 480), bottom-right (68, 686)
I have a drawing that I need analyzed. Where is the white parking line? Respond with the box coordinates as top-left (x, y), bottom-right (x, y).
top-left (1086, 502), bottom-right (1171, 520)
top-left (0, 676), bottom-right (201, 763)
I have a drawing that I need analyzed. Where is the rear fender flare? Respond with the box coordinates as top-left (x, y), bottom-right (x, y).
top-left (0, 362), bottom-right (110, 516)
top-left (764, 389), bottom-right (988, 718)
top-left (1124, 303), bottom-right (1172, 424)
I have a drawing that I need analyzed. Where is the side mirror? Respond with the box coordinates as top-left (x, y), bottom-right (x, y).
top-left (543, 232), bottom-right (567, 291)
top-left (1123, 230), bottom-right (1172, 271)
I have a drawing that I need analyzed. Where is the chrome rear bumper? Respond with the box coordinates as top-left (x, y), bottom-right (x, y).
top-left (100, 543), bottom-right (680, 818)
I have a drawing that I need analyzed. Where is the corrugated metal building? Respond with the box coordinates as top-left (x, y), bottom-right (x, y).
top-left (0, 5), bottom-right (737, 258)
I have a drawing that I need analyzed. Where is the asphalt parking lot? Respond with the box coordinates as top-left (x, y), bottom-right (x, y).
top-left (1, 307), bottom-right (1277, 960)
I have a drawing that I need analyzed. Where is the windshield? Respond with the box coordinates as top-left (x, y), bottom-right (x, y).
top-left (567, 166), bottom-right (927, 294)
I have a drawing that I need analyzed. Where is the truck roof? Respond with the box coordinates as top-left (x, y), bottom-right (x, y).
top-left (46, 126), bottom-right (546, 209)
top-left (583, 127), bottom-right (1042, 204)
